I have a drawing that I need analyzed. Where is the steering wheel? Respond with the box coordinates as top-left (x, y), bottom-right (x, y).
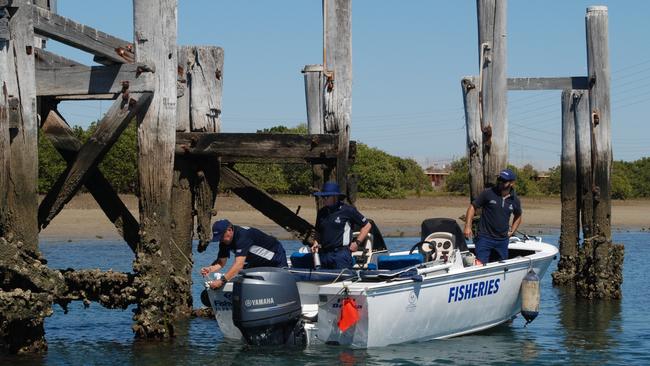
top-left (409, 240), bottom-right (437, 262)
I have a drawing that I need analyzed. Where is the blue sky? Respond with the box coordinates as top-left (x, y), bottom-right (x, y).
top-left (49, 1), bottom-right (650, 170)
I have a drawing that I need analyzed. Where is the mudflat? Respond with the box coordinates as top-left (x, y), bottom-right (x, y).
top-left (39, 194), bottom-right (649, 241)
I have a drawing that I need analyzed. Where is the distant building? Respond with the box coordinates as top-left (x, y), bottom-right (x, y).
top-left (533, 173), bottom-right (550, 182)
top-left (424, 166), bottom-right (450, 190)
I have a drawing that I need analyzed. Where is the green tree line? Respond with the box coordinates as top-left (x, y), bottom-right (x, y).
top-left (38, 121), bottom-right (138, 194)
top-left (444, 156), bottom-right (649, 199)
top-left (39, 122), bottom-right (648, 200)
top-left (38, 123), bottom-right (431, 198)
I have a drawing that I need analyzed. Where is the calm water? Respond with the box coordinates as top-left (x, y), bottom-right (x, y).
top-left (2, 232), bottom-right (650, 365)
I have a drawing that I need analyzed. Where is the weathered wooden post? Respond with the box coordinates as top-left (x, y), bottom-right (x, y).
top-left (303, 64), bottom-right (324, 135)
top-left (170, 48), bottom-right (194, 315)
top-left (170, 46), bottom-right (224, 314)
top-left (2, 0), bottom-right (39, 250)
top-left (323, 0), bottom-right (352, 198)
top-left (0, 0), bottom-right (47, 353)
top-left (303, 63), bottom-right (330, 206)
top-left (553, 90), bottom-right (579, 285)
top-left (573, 90), bottom-right (593, 239)
top-left (187, 46), bottom-right (223, 250)
top-left (0, 9), bottom-right (9, 238)
top-left (476, 0), bottom-right (508, 186)
top-left (461, 76), bottom-right (484, 202)
top-left (132, 0), bottom-right (181, 337)
top-left (577, 5), bottom-right (623, 299)
top-left (586, 5), bottom-right (612, 242)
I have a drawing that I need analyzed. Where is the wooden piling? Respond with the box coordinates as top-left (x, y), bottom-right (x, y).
top-left (586, 5), bottom-right (612, 241)
top-left (553, 90), bottom-right (579, 285)
top-left (185, 46), bottom-right (223, 250)
top-left (303, 64), bottom-right (328, 207)
top-left (303, 64), bottom-right (324, 135)
top-left (3, 1), bottom-right (39, 251)
top-left (170, 46), bottom-right (224, 314)
top-left (169, 154), bottom-right (194, 316)
top-left (577, 5), bottom-right (623, 299)
top-left (323, 0), bottom-right (352, 194)
top-left (573, 90), bottom-right (593, 239)
top-left (0, 38), bottom-right (8, 239)
top-left (132, 0), bottom-right (180, 338)
top-left (476, 0), bottom-right (508, 185)
top-left (462, 76), bottom-right (484, 202)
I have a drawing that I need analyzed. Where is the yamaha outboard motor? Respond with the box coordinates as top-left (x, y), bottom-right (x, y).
top-left (232, 267), bottom-right (305, 346)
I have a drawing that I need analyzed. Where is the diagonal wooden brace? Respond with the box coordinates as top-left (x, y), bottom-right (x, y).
top-left (220, 165), bottom-right (317, 246)
top-left (39, 110), bottom-right (140, 252)
top-left (37, 92), bottom-right (153, 232)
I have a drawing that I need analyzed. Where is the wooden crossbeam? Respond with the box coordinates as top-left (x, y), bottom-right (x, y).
top-left (507, 77), bottom-right (589, 90)
top-left (36, 63), bottom-right (154, 98)
top-left (220, 166), bottom-right (316, 245)
top-left (40, 110), bottom-right (140, 252)
top-left (30, 4), bottom-right (134, 65)
top-left (38, 92), bottom-right (153, 228)
top-left (175, 132), bottom-right (342, 163)
top-left (35, 48), bottom-right (84, 68)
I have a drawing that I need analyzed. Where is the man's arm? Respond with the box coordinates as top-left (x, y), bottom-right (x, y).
top-left (508, 213), bottom-right (522, 237)
top-left (209, 256), bottom-right (246, 289)
top-left (200, 257), bottom-right (227, 276)
top-left (463, 204), bottom-right (476, 239)
top-left (351, 221), bottom-right (372, 252)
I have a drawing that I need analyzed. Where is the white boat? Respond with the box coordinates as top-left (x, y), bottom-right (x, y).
top-left (204, 219), bottom-right (558, 348)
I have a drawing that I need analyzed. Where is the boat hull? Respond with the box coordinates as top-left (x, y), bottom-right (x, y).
top-left (207, 239), bottom-right (557, 348)
top-left (317, 253), bottom-right (553, 347)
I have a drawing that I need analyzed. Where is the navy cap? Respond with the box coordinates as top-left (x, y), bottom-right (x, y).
top-left (313, 181), bottom-right (345, 197)
top-left (211, 219), bottom-right (232, 243)
top-left (498, 168), bottom-right (517, 181)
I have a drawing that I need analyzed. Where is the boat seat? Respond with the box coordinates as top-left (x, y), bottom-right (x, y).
top-left (423, 232), bottom-right (455, 263)
top-left (290, 252), bottom-right (314, 269)
top-left (377, 253), bottom-right (423, 270)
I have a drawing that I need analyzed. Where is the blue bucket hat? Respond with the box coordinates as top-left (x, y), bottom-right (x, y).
top-left (211, 219), bottom-right (232, 243)
top-left (313, 181), bottom-right (345, 197)
top-left (498, 168), bottom-right (517, 181)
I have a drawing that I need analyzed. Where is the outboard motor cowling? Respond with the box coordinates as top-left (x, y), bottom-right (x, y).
top-left (232, 267), bottom-right (305, 346)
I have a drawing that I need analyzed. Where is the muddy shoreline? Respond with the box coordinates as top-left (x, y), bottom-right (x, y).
top-left (39, 194), bottom-right (649, 241)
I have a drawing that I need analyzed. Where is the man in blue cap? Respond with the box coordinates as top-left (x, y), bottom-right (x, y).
top-left (311, 181), bottom-right (372, 269)
top-left (463, 168), bottom-right (523, 264)
top-left (200, 219), bottom-right (287, 289)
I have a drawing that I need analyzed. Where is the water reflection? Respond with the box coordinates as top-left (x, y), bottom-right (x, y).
top-left (558, 285), bottom-right (622, 354)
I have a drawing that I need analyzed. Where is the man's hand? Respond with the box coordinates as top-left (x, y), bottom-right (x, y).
top-left (310, 240), bottom-right (320, 253)
top-left (463, 225), bottom-right (473, 239)
top-left (200, 266), bottom-right (213, 276)
top-left (349, 240), bottom-right (359, 252)
top-left (209, 279), bottom-right (225, 289)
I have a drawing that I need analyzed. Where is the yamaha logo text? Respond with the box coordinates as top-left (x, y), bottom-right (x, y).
top-left (244, 297), bottom-right (275, 307)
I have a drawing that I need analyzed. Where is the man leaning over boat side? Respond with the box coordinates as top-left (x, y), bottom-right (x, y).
top-left (200, 219), bottom-right (288, 289)
top-left (463, 169), bottom-right (523, 264)
top-left (310, 182), bottom-right (372, 269)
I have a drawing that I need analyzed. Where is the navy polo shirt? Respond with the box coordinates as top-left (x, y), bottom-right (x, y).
top-left (217, 226), bottom-right (285, 267)
top-left (315, 201), bottom-right (368, 251)
top-left (472, 187), bottom-right (522, 239)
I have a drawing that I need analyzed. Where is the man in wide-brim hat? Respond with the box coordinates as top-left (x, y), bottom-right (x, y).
top-left (463, 169), bottom-right (523, 264)
top-left (311, 181), bottom-right (372, 269)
